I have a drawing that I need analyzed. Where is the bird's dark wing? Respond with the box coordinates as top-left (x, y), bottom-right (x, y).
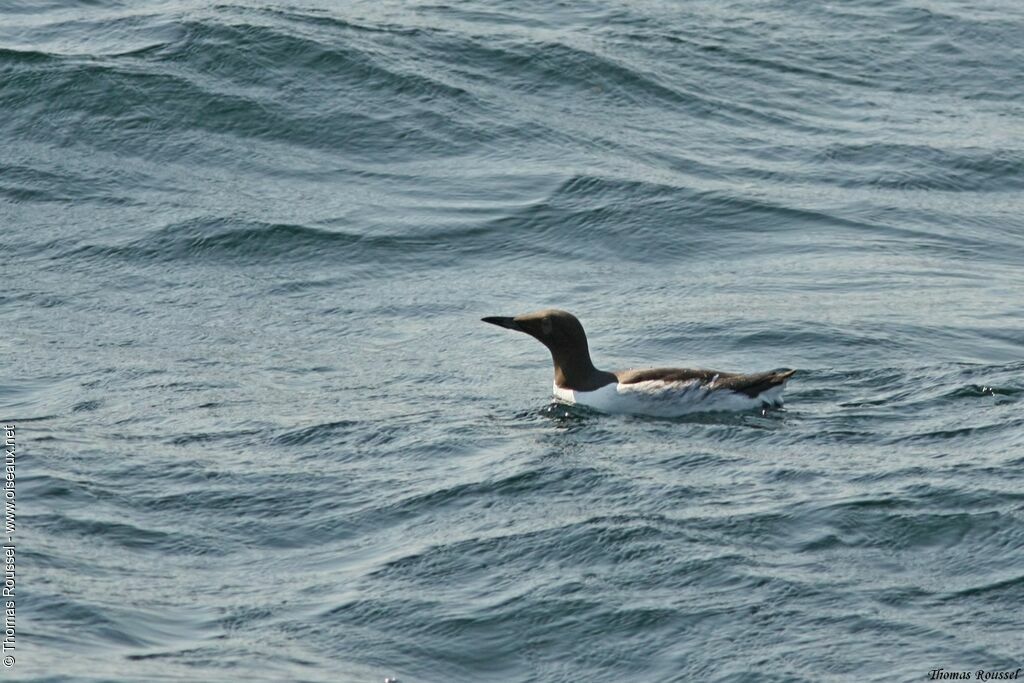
top-left (615, 368), bottom-right (795, 398)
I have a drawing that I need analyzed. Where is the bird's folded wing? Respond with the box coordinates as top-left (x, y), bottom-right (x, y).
top-left (616, 368), bottom-right (795, 398)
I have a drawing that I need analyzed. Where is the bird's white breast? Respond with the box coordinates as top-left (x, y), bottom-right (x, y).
top-left (553, 379), bottom-right (784, 417)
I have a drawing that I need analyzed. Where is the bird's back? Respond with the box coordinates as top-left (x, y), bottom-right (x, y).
top-left (616, 368), bottom-right (795, 398)
top-left (554, 368), bottom-right (795, 417)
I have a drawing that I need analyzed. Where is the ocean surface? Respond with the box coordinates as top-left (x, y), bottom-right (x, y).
top-left (4, 0), bottom-right (1024, 681)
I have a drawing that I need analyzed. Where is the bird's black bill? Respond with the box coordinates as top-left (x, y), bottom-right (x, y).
top-left (481, 316), bottom-right (521, 331)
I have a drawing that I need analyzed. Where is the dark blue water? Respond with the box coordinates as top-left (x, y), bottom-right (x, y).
top-left (4, 1), bottom-right (1024, 681)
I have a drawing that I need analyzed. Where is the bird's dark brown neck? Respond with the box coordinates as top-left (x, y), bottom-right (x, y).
top-left (550, 349), bottom-right (617, 392)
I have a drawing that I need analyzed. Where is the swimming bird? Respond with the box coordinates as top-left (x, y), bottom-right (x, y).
top-left (482, 309), bottom-right (795, 417)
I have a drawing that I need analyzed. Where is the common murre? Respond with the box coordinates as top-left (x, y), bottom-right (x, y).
top-left (482, 309), bottom-right (795, 417)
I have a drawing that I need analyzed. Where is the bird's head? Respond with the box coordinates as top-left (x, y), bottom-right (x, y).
top-left (481, 308), bottom-right (588, 354)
